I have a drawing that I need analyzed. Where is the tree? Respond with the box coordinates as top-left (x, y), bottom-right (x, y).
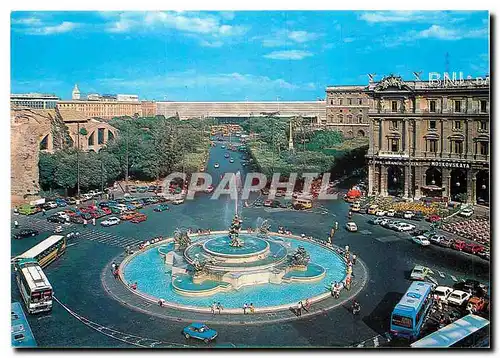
top-left (54, 150), bottom-right (78, 194)
top-left (39, 152), bottom-right (58, 191)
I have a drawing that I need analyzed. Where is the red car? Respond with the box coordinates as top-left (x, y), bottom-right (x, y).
top-left (102, 207), bottom-right (112, 215)
top-left (426, 214), bottom-right (441, 223)
top-left (453, 240), bottom-right (466, 251)
top-left (463, 243), bottom-right (485, 254)
top-left (79, 207), bottom-right (90, 213)
top-left (130, 214), bottom-right (147, 223)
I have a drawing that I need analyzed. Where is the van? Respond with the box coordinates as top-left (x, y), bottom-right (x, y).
top-left (367, 205), bottom-right (378, 215)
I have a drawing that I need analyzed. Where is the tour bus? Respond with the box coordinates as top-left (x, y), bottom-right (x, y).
top-left (16, 235), bottom-right (66, 268)
top-left (411, 314), bottom-right (490, 348)
top-left (15, 258), bottom-right (53, 314)
top-left (390, 281), bottom-right (434, 340)
top-left (367, 204), bottom-right (379, 215)
top-left (292, 197), bottom-right (313, 210)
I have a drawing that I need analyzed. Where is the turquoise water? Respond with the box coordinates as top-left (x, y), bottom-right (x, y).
top-left (283, 263), bottom-right (326, 279)
top-left (203, 234), bottom-right (268, 256)
top-left (123, 235), bottom-right (347, 309)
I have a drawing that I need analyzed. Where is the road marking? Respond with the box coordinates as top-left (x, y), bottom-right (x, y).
top-left (451, 275), bottom-right (458, 282)
top-left (373, 336), bottom-right (379, 347)
top-left (438, 271), bottom-right (445, 278)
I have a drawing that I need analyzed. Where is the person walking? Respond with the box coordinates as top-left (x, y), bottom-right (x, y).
top-left (335, 221), bottom-right (339, 230)
top-left (216, 302), bottom-right (223, 314)
top-left (243, 303), bottom-right (248, 315)
top-left (14, 220), bottom-right (19, 229)
top-left (249, 303), bottom-right (255, 314)
top-left (83, 219), bottom-right (87, 228)
top-left (92, 217), bottom-right (96, 226)
top-left (296, 302), bottom-right (302, 316)
top-left (352, 254), bottom-right (357, 265)
top-left (42, 208), bottom-right (46, 216)
top-left (211, 302), bottom-right (216, 315)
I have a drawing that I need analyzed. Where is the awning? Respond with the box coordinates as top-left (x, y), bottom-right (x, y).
top-left (421, 185), bottom-right (445, 191)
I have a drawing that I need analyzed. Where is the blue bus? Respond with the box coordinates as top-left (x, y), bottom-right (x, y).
top-left (411, 314), bottom-right (489, 348)
top-left (11, 302), bottom-right (37, 347)
top-left (390, 281), bottom-right (434, 340)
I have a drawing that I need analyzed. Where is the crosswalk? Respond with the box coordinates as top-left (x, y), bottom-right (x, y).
top-left (74, 228), bottom-right (144, 248)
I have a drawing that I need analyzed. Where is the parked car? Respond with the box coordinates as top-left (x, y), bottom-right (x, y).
top-left (463, 243), bottom-right (485, 255)
top-left (403, 211), bottom-right (414, 219)
top-left (436, 237), bottom-right (454, 248)
top-left (120, 212), bottom-right (138, 221)
top-left (453, 240), bottom-right (466, 251)
top-left (386, 209), bottom-right (396, 217)
top-left (367, 205), bottom-right (378, 215)
top-left (130, 213), bottom-right (147, 223)
top-left (101, 217), bottom-right (121, 227)
top-left (13, 229), bottom-right (39, 240)
top-left (426, 214), bottom-right (441, 223)
top-left (447, 290), bottom-right (471, 306)
top-left (172, 198), bottom-right (185, 205)
top-left (410, 265), bottom-right (432, 281)
top-left (70, 216), bottom-right (84, 224)
top-left (375, 210), bottom-right (387, 217)
top-left (47, 215), bottom-right (66, 223)
top-left (182, 323), bottom-right (218, 343)
top-left (433, 286), bottom-right (453, 304)
top-left (345, 222), bottom-right (358, 232)
top-left (428, 234), bottom-right (447, 245)
top-left (154, 204), bottom-right (170, 212)
top-left (55, 198), bottom-right (68, 207)
top-left (453, 279), bottom-right (488, 298)
top-left (66, 197), bottom-right (77, 205)
top-left (394, 222), bottom-right (416, 232)
top-left (459, 208), bottom-right (474, 218)
top-left (55, 211), bottom-right (70, 221)
top-left (44, 201), bottom-right (58, 209)
top-left (412, 235), bottom-right (431, 246)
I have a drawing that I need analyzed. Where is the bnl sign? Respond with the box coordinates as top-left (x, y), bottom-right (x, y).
top-left (428, 72), bottom-right (489, 87)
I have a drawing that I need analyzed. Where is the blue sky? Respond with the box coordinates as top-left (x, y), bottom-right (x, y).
top-left (11, 10), bottom-right (489, 101)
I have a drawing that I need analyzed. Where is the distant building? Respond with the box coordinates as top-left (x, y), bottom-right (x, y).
top-left (10, 93), bottom-right (59, 109)
top-left (87, 93), bottom-right (101, 101)
top-left (72, 84), bottom-right (80, 100)
top-left (324, 86), bottom-right (370, 138)
top-left (117, 94), bottom-right (139, 102)
top-left (57, 100), bottom-right (142, 120)
top-left (141, 101), bottom-right (157, 117)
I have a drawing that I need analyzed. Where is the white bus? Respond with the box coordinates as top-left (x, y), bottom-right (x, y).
top-left (411, 314), bottom-right (490, 348)
top-left (15, 258), bottom-right (53, 314)
top-left (16, 235), bottom-right (66, 268)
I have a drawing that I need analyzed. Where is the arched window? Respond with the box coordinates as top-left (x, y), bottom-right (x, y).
top-left (40, 134), bottom-right (49, 150)
top-left (108, 130), bottom-right (115, 142)
top-left (357, 130), bottom-right (365, 137)
top-left (338, 114), bottom-right (343, 123)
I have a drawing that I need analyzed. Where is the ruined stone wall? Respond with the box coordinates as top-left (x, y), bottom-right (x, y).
top-left (11, 109), bottom-right (54, 204)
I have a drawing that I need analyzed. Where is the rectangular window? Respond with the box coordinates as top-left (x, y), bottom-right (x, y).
top-left (454, 120), bottom-right (462, 130)
top-left (454, 141), bottom-right (463, 154)
top-left (330, 100), bottom-right (333, 105)
top-left (339, 99), bottom-right (343, 106)
top-left (480, 142), bottom-right (488, 155)
top-left (480, 100), bottom-right (487, 113)
top-left (429, 120), bottom-right (437, 129)
top-left (391, 101), bottom-right (398, 112)
top-left (390, 139), bottom-right (399, 152)
top-left (391, 120), bottom-right (398, 129)
top-left (454, 100), bottom-right (462, 112)
top-left (392, 315), bottom-right (413, 329)
top-left (428, 139), bottom-right (438, 153)
top-left (429, 100), bottom-right (436, 113)
top-left (358, 98), bottom-right (363, 105)
top-left (348, 98), bottom-right (352, 105)
top-left (479, 121), bottom-right (487, 130)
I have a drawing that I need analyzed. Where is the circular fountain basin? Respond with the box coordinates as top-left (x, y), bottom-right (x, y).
top-left (203, 235), bottom-right (269, 258)
top-left (122, 233), bottom-right (348, 311)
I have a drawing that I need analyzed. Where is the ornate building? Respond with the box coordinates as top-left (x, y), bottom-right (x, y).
top-left (365, 75), bottom-right (489, 204)
top-left (323, 86), bottom-right (370, 138)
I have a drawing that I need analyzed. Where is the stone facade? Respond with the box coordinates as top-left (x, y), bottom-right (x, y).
top-left (57, 100), bottom-right (142, 120)
top-left (11, 108), bottom-right (118, 203)
top-left (323, 86), bottom-right (370, 138)
top-left (365, 75), bottom-right (489, 204)
top-left (141, 101), bottom-right (157, 117)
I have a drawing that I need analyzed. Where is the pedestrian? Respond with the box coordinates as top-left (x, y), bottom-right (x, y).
top-left (352, 254), bottom-right (357, 265)
top-left (159, 299), bottom-right (163, 307)
top-left (243, 303), bottom-right (248, 314)
top-left (42, 208), bottom-right (46, 216)
top-left (14, 220), bottom-right (19, 229)
top-left (301, 300), bottom-right (309, 313)
top-left (345, 245), bottom-right (349, 253)
top-left (335, 221), bottom-right (339, 230)
top-left (249, 303), bottom-right (255, 314)
top-left (83, 219), bottom-right (87, 228)
top-left (111, 262), bottom-right (116, 272)
top-left (211, 302), bottom-right (216, 315)
top-left (92, 217), bottom-right (96, 226)
top-left (296, 302), bottom-right (302, 316)
top-left (216, 302), bottom-right (223, 314)
top-left (345, 275), bottom-right (352, 291)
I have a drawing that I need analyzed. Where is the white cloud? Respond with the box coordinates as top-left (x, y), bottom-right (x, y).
top-left (343, 37), bottom-right (355, 43)
top-left (97, 71), bottom-right (312, 92)
top-left (258, 29), bottom-right (323, 47)
top-left (359, 11), bottom-right (430, 23)
top-left (263, 50), bottom-right (313, 60)
top-left (12, 17), bottom-right (42, 26)
top-left (219, 11), bottom-right (235, 20)
top-left (199, 40), bottom-right (224, 48)
top-left (24, 21), bottom-right (79, 35)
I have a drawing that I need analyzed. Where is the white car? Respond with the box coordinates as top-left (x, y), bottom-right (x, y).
top-left (82, 193), bottom-right (93, 201)
top-left (101, 217), bottom-right (120, 227)
top-left (379, 218), bottom-right (389, 226)
top-left (55, 212), bottom-right (70, 221)
top-left (434, 286), bottom-right (453, 304)
top-left (403, 211), bottom-right (414, 219)
top-left (412, 235), bottom-right (430, 246)
top-left (459, 208), bottom-right (474, 218)
top-left (172, 198), bottom-right (185, 205)
top-left (375, 210), bottom-right (387, 216)
top-left (448, 290), bottom-right (472, 306)
top-left (46, 201), bottom-right (58, 209)
top-left (386, 209), bottom-right (396, 217)
top-left (345, 222), bottom-right (358, 232)
top-left (395, 222), bottom-right (416, 232)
